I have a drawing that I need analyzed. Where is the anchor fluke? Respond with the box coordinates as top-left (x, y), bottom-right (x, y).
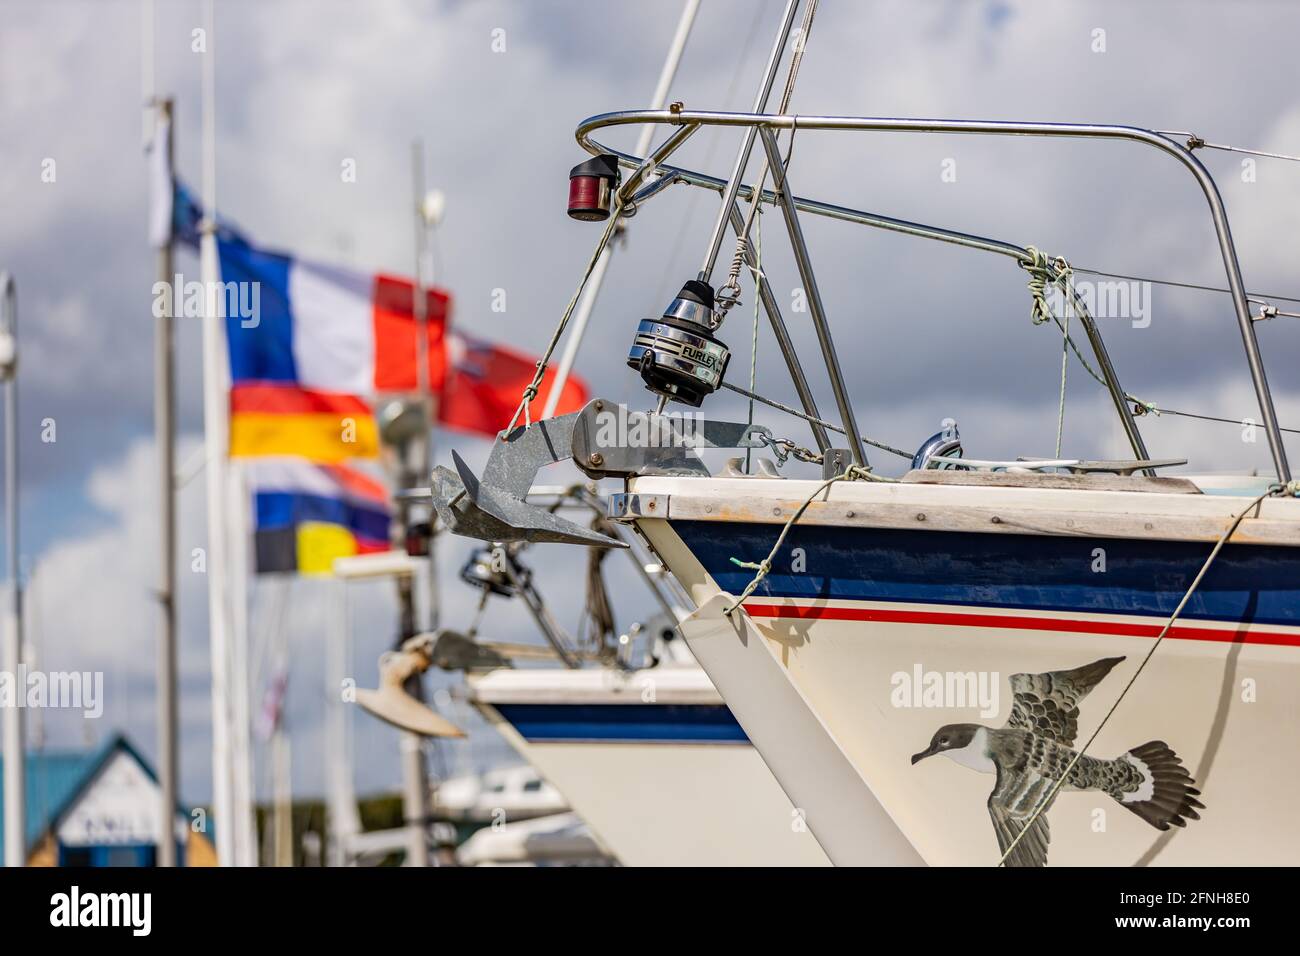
top-left (355, 635), bottom-right (466, 738)
top-left (428, 399), bottom-right (774, 548)
top-left (431, 411), bottom-right (628, 548)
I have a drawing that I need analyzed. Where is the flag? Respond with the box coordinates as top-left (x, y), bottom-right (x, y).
top-left (219, 238), bottom-right (448, 461)
top-left (248, 458), bottom-right (390, 575)
top-left (186, 181), bottom-right (588, 454)
top-left (229, 384), bottom-right (378, 463)
top-left (172, 179), bottom-right (245, 249)
top-left (171, 181), bottom-right (593, 578)
top-left (441, 331), bottom-right (589, 436)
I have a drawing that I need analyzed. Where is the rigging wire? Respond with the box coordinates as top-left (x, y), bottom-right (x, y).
top-left (1157, 130), bottom-right (1300, 164)
top-left (720, 380), bottom-right (913, 459)
top-left (1020, 254), bottom-right (1300, 444)
top-left (717, 0), bottom-right (819, 316)
top-left (504, 194), bottom-right (626, 433)
top-left (1071, 265), bottom-right (1300, 314)
top-left (653, 1), bottom-right (769, 305)
top-left (1133, 403), bottom-right (1300, 437)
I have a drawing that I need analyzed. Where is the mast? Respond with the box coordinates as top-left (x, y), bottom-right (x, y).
top-left (150, 95), bottom-right (179, 868)
top-left (394, 139), bottom-right (434, 868)
top-left (199, 0), bottom-right (237, 866)
top-left (0, 272), bottom-right (21, 868)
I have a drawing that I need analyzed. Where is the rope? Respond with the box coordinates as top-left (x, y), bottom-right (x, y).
top-left (1020, 275), bottom-right (1300, 442)
top-left (503, 195), bottom-right (626, 434)
top-left (1056, 304), bottom-right (1070, 458)
top-left (1023, 247), bottom-right (1077, 457)
top-left (997, 483), bottom-right (1284, 866)
top-left (1027, 257), bottom-right (1300, 440)
top-left (724, 463), bottom-right (877, 616)
top-left (729, 242), bottom-right (1296, 465)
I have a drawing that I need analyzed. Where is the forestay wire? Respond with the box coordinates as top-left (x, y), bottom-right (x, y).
top-left (504, 195), bottom-right (627, 434)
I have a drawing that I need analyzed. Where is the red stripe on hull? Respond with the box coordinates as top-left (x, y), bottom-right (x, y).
top-left (742, 602), bottom-right (1300, 648)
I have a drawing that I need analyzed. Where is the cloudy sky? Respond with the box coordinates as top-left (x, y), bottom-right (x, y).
top-left (2, 0), bottom-right (1298, 807)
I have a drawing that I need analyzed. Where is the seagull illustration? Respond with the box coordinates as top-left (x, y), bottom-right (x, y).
top-left (910, 656), bottom-right (1204, 866)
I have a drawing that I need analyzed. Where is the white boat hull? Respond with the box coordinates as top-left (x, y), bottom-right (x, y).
top-left (468, 667), bottom-right (838, 866)
top-left (630, 474), bottom-right (1300, 866)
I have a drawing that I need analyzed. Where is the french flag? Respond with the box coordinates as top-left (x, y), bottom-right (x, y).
top-left (219, 237), bottom-right (587, 460)
top-left (220, 238), bottom-right (446, 461)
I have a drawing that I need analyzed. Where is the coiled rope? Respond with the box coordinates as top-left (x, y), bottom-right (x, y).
top-left (1020, 251), bottom-right (1300, 443)
top-left (1024, 247), bottom-right (1076, 457)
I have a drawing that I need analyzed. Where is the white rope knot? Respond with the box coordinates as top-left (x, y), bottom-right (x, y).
top-left (1023, 246), bottom-right (1054, 326)
top-left (1022, 245), bottom-right (1079, 458)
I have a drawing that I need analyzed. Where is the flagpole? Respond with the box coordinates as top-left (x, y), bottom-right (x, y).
top-left (228, 462), bottom-right (256, 865)
top-left (267, 602), bottom-right (292, 868)
top-left (394, 138), bottom-right (433, 868)
top-left (0, 272), bottom-right (22, 869)
top-left (199, 0), bottom-right (236, 867)
top-left (144, 0), bottom-right (180, 871)
top-left (151, 95), bottom-right (180, 869)
top-left (540, 0), bottom-right (701, 418)
top-left (272, 706), bottom-right (292, 866)
top-left (325, 577), bottom-right (360, 866)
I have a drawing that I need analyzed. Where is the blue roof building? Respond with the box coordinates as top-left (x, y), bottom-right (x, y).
top-left (0, 732), bottom-right (214, 866)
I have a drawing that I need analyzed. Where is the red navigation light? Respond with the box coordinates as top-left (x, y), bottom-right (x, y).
top-left (568, 154), bottom-right (620, 221)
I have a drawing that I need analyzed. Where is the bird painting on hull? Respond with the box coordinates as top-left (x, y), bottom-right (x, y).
top-left (911, 656), bottom-right (1204, 867)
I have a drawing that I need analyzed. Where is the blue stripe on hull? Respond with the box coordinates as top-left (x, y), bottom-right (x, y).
top-left (673, 520), bottom-right (1300, 627)
top-left (494, 703), bottom-right (749, 744)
